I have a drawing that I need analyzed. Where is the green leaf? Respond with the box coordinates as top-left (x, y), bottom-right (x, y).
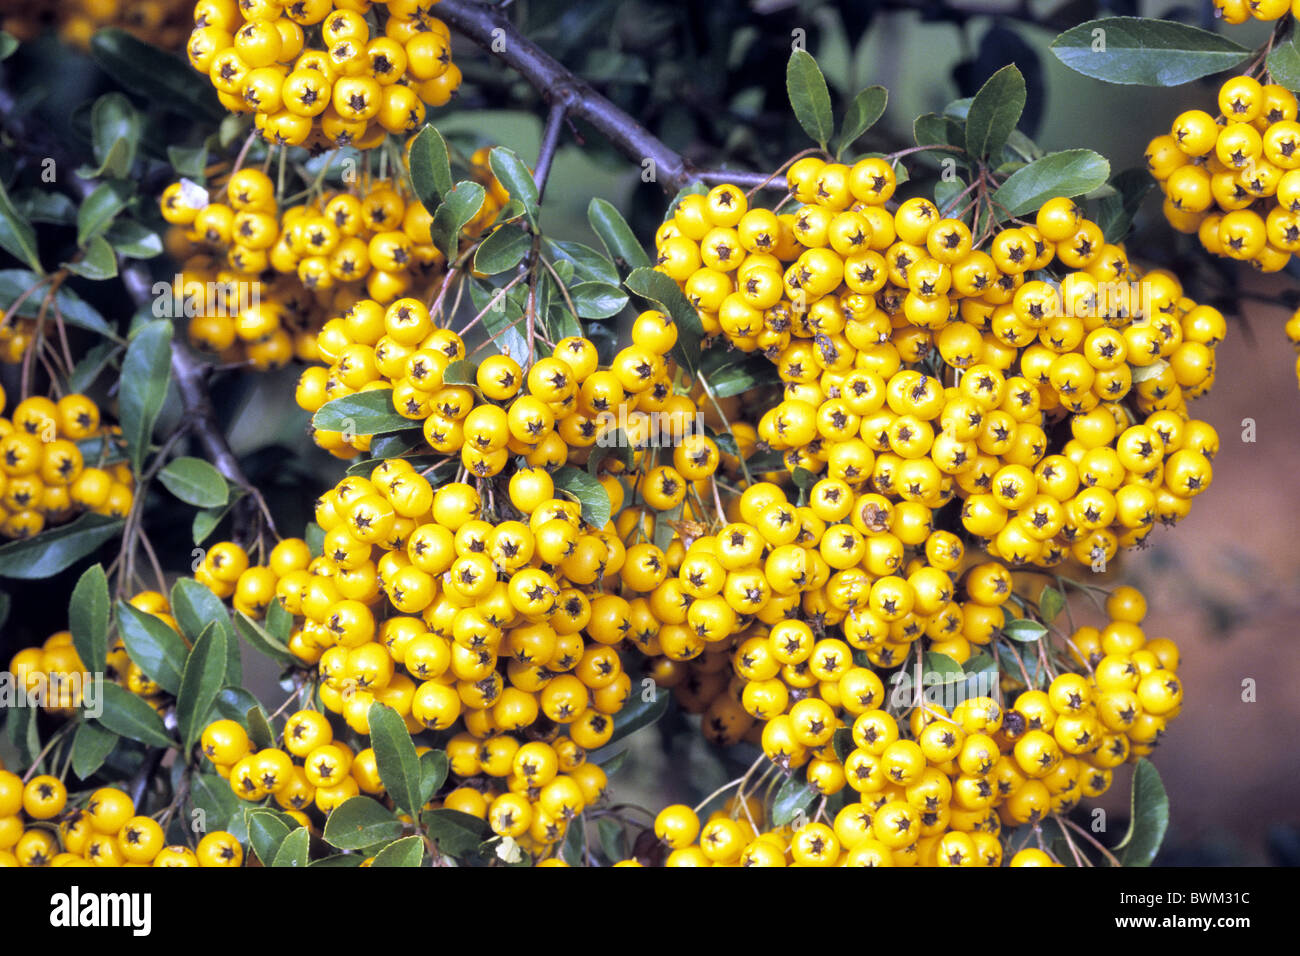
top-left (431, 180), bottom-right (486, 258)
top-left (190, 771), bottom-right (243, 838)
top-left (597, 817), bottom-right (627, 863)
top-left (1116, 759), bottom-right (1170, 866)
top-left (922, 651), bottom-right (967, 685)
top-left (90, 29), bottom-right (223, 118)
top-left (117, 600), bottom-right (188, 695)
top-left (587, 198), bottom-right (651, 272)
top-left (70, 563), bottom-right (110, 676)
top-left (71, 720), bottom-right (118, 780)
top-left (324, 796), bottom-right (404, 850)
top-left (158, 456), bottom-right (229, 508)
top-left (1098, 167), bottom-right (1157, 244)
top-left (17, 190), bottom-right (77, 225)
top-left (488, 147), bottom-right (539, 225)
top-left (786, 50), bottom-right (834, 148)
top-left (545, 239), bottom-right (620, 286)
top-left (64, 236), bottom-right (118, 281)
top-left (473, 224), bottom-right (531, 275)
top-left (167, 145), bottom-right (208, 181)
top-left (420, 750), bottom-right (449, 802)
top-left (625, 267), bottom-right (704, 376)
top-left (213, 687), bottom-right (258, 725)
top-left (372, 835), bottom-right (424, 867)
top-left (407, 124), bottom-right (453, 209)
top-left (193, 501), bottom-right (235, 546)
top-left (562, 811), bottom-right (588, 865)
top-left (94, 682), bottom-right (176, 749)
top-left (441, 359), bottom-right (477, 386)
top-left (270, 826), bottom-right (310, 867)
top-left (551, 466), bottom-right (612, 528)
top-left (68, 342), bottom-right (118, 396)
top-left (84, 92), bottom-right (141, 180)
top-left (104, 220), bottom-right (163, 260)
top-left (1038, 586), bottom-right (1066, 625)
top-left (0, 270), bottom-right (113, 335)
top-left (368, 701), bottom-right (424, 817)
top-left (422, 808), bottom-right (491, 859)
top-left (567, 281), bottom-right (627, 319)
top-left (0, 513), bottom-right (123, 580)
top-left (1004, 618), bottom-right (1049, 642)
top-left (836, 85), bottom-right (888, 159)
top-left (177, 623), bottom-right (229, 753)
top-left (991, 149), bottom-right (1111, 218)
top-left (698, 348), bottom-right (774, 399)
top-left (0, 31), bottom-right (16, 60)
top-left (0, 177), bottom-right (42, 274)
top-left (965, 65), bottom-right (1025, 161)
top-left (119, 320), bottom-right (173, 474)
top-left (265, 598), bottom-right (292, 643)
top-left (832, 727), bottom-right (854, 763)
top-left (171, 577), bottom-right (233, 647)
top-left (309, 854), bottom-right (363, 867)
top-left (247, 808), bottom-right (294, 865)
top-left (313, 389), bottom-right (410, 435)
top-left (915, 112), bottom-right (966, 151)
top-left (1268, 35), bottom-right (1300, 93)
top-left (771, 774), bottom-right (818, 826)
top-left (604, 686), bottom-right (669, 748)
top-left (1049, 17), bottom-right (1250, 87)
top-left (76, 180), bottom-right (131, 246)
top-left (245, 705), bottom-right (275, 751)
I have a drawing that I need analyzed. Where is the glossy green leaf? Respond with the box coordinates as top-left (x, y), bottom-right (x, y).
top-left (17, 190), bottom-right (77, 226)
top-left (1098, 167), bottom-right (1157, 243)
top-left (488, 147), bottom-right (539, 225)
top-left (117, 600), bottom-right (188, 695)
top-left (104, 220), bottom-right (162, 259)
top-left (922, 651), bottom-right (967, 684)
top-left (597, 818), bottom-right (627, 863)
top-left (71, 720), bottom-right (118, 780)
top-left (91, 29), bottom-right (223, 118)
top-left (1116, 759), bottom-right (1170, 866)
top-left (167, 145), bottom-right (208, 181)
top-left (587, 197), bottom-right (651, 271)
top-left (119, 320), bottom-right (173, 474)
top-left (420, 750), bottom-right (449, 802)
top-left (786, 49), bottom-right (834, 148)
top-left (604, 685), bottom-right (669, 748)
top-left (70, 563), bottom-right (110, 676)
top-left (231, 611), bottom-right (294, 669)
top-left (1038, 586), bottom-right (1066, 625)
top-left (771, 774), bottom-right (818, 826)
top-left (76, 180), bottom-right (131, 246)
top-left (0, 177), bottom-right (42, 274)
top-left (567, 281), bottom-right (627, 319)
top-left (64, 236), bottom-right (118, 281)
top-left (171, 577), bottom-right (234, 649)
top-left (473, 223), bottom-right (531, 275)
top-left (0, 513), bottom-right (123, 580)
top-left (177, 623), bottom-right (229, 753)
top-left (158, 456), bottom-right (229, 508)
top-left (545, 239), bottom-right (620, 285)
top-left (85, 92), bottom-right (141, 180)
top-left (431, 180), bottom-right (486, 259)
top-left (323, 797), bottom-right (403, 850)
top-left (407, 124), bottom-right (453, 209)
top-left (1004, 618), bottom-right (1049, 642)
top-left (371, 835), bottom-right (424, 867)
top-left (368, 701), bottom-right (424, 817)
top-left (1050, 17), bottom-right (1250, 87)
top-left (422, 808), bottom-right (490, 859)
top-left (313, 389), bottom-right (410, 435)
top-left (268, 826), bottom-right (309, 867)
top-left (551, 466), bottom-right (612, 528)
top-left (965, 64), bottom-right (1025, 160)
top-left (95, 682), bottom-right (176, 749)
top-left (991, 149), bottom-right (1111, 218)
top-left (625, 267), bottom-right (704, 375)
top-left (245, 705), bottom-right (275, 751)
top-left (836, 85), bottom-right (888, 159)
top-left (0, 270), bottom-right (113, 335)
top-left (190, 772), bottom-right (243, 839)
top-left (246, 808), bottom-right (294, 865)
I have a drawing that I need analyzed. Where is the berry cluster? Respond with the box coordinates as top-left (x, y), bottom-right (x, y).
top-left (0, 390), bottom-right (135, 540)
top-left (188, 0), bottom-right (460, 148)
top-left (2, 0), bottom-right (192, 51)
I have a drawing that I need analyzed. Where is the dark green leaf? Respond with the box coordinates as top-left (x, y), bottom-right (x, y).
top-left (1098, 167), bottom-right (1157, 243)
top-left (420, 750), bottom-right (448, 803)
top-left (441, 359), bottom-right (477, 386)
top-left (233, 611), bottom-right (293, 667)
top-left (95, 682), bottom-right (176, 749)
top-left (473, 223), bottom-right (531, 275)
top-left (625, 267), bottom-right (704, 375)
top-left (71, 720), bottom-right (118, 780)
top-left (371, 835), bottom-right (424, 867)
top-left (965, 65), bottom-right (1025, 161)
top-left (587, 197), bottom-right (651, 271)
top-left (369, 701), bottom-right (423, 816)
top-left (0, 177), bottom-right (42, 274)
top-left (0, 513), bottom-right (122, 580)
top-left (171, 577), bottom-right (233, 647)
top-left (246, 808), bottom-right (294, 865)
top-left (562, 812), bottom-right (587, 866)
top-left (177, 623), bottom-right (228, 753)
top-left (1004, 618), bottom-right (1048, 642)
top-left (158, 456), bottom-right (229, 509)
top-left (922, 651), bottom-right (967, 684)
top-left (69, 563), bottom-right (110, 676)
top-left (167, 145), bottom-right (208, 181)
top-left (551, 466), bottom-right (612, 527)
top-left (488, 147), bottom-right (539, 225)
top-left (0, 270), bottom-right (113, 335)
top-left (771, 774), bottom-right (818, 826)
top-left (91, 29), bottom-right (223, 118)
top-left (421, 808), bottom-right (490, 858)
top-left (85, 92), bottom-right (141, 180)
top-left (213, 687), bottom-right (259, 725)
top-left (1269, 35), bottom-right (1300, 93)
top-left (265, 598), bottom-right (292, 644)
top-left (786, 50), bottom-right (834, 148)
top-left (16, 190), bottom-right (77, 226)
top-left (604, 685), bottom-right (669, 747)
top-left (245, 705), bottom-right (275, 750)
top-left (192, 500), bottom-right (235, 546)
top-left (117, 600), bottom-right (188, 694)
top-left (567, 281), bottom-right (627, 319)
top-left (1116, 759), bottom-right (1170, 866)
top-left (699, 348), bottom-right (774, 399)
top-left (76, 180), bottom-right (131, 247)
top-left (597, 817), bottom-right (627, 862)
top-left (991, 149), bottom-right (1111, 218)
top-left (407, 124), bottom-right (453, 209)
top-left (470, 279), bottom-right (529, 362)
top-left (586, 429), bottom-right (635, 477)
top-left (836, 85), bottom-right (888, 159)
top-left (119, 320), bottom-right (173, 474)
top-left (104, 220), bottom-right (163, 260)
top-left (832, 727), bottom-right (854, 763)
top-left (309, 854), bottom-right (363, 867)
top-left (313, 389), bottom-right (410, 435)
top-left (1038, 586), bottom-right (1066, 625)
top-left (431, 180), bottom-right (486, 258)
top-left (64, 236), bottom-right (118, 281)
top-left (324, 796), bottom-right (404, 850)
top-left (269, 826), bottom-right (309, 867)
top-left (545, 238), bottom-right (620, 285)
top-left (1049, 17), bottom-right (1250, 87)
top-left (915, 113), bottom-right (966, 151)
top-left (191, 771), bottom-right (244, 840)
